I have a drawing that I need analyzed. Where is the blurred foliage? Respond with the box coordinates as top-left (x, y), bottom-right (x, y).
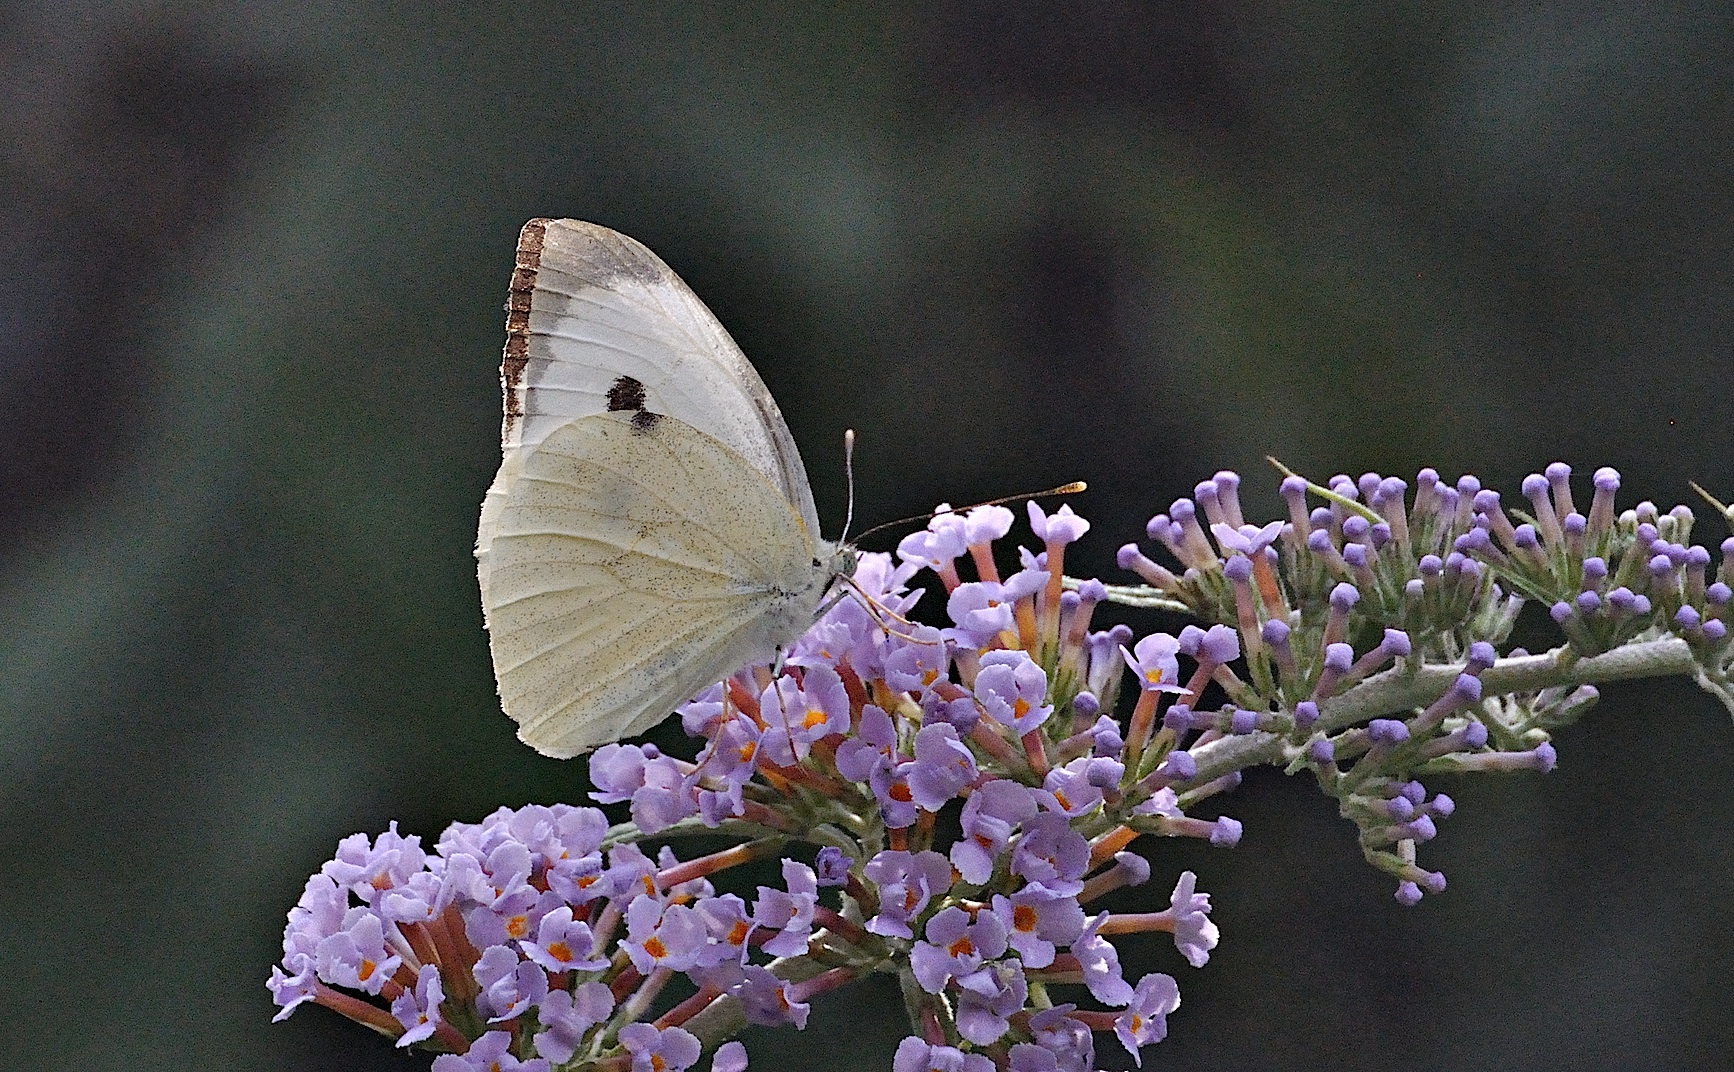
top-left (1, 3), bottom-right (1732, 1070)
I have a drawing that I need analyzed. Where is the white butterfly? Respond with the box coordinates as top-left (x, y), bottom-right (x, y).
top-left (475, 219), bottom-right (855, 758)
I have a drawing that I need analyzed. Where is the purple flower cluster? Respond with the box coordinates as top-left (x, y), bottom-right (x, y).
top-left (273, 501), bottom-right (1232, 1070)
top-left (275, 460), bottom-right (1734, 1065)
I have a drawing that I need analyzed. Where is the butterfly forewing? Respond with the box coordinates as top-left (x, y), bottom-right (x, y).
top-left (499, 218), bottom-right (820, 538)
top-left (482, 411), bottom-right (828, 758)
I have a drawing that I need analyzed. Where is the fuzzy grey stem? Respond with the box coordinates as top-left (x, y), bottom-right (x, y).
top-left (1186, 636), bottom-right (1699, 784)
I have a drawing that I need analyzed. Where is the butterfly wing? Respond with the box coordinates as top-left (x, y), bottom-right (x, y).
top-left (493, 218), bottom-right (819, 536)
top-left (481, 410), bottom-right (827, 758)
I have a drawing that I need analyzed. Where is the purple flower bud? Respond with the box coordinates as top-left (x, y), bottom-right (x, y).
top-left (1161, 750), bottom-right (1197, 781)
top-left (1676, 606), bottom-right (1703, 631)
top-left (1394, 882), bottom-right (1423, 906)
top-left (1330, 583), bottom-right (1360, 610)
top-left (1575, 591), bottom-right (1601, 613)
top-left (1418, 554), bottom-right (1443, 577)
top-left (1324, 643), bottom-right (1354, 673)
top-left (1705, 620), bottom-right (1727, 641)
top-left (814, 846), bottom-right (850, 887)
top-left (1229, 709), bottom-right (1258, 735)
top-left (1310, 739), bottom-right (1335, 764)
top-left (1467, 642), bottom-right (1496, 673)
top-left (1430, 793), bottom-right (1456, 817)
top-left (1209, 817), bottom-right (1243, 847)
top-left (1461, 721), bottom-right (1489, 748)
top-left (1293, 701), bottom-right (1318, 730)
top-left (1533, 742), bottom-right (1558, 772)
top-left (1368, 719), bottom-right (1409, 744)
top-left (1223, 554), bottom-right (1253, 582)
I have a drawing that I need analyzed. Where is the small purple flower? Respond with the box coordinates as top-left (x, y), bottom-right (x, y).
top-left (1210, 520), bottom-right (1283, 557)
top-left (630, 760), bottom-right (699, 835)
top-left (432, 1031), bottom-right (549, 1072)
top-left (533, 981), bottom-right (614, 1063)
top-left (759, 667), bottom-right (850, 766)
top-left (589, 743), bottom-right (657, 804)
top-left (1167, 871), bottom-right (1219, 967)
top-left (619, 1023), bottom-right (703, 1072)
top-left (1114, 973), bottom-right (1181, 1064)
top-left (907, 723), bottom-right (979, 810)
top-left (951, 778), bottom-right (1038, 884)
top-left (955, 958), bottom-right (1028, 1044)
top-left (894, 1038), bottom-right (996, 1072)
top-left (975, 650), bottom-right (1053, 733)
top-left (266, 956), bottom-right (317, 1022)
top-left (944, 582), bottom-right (1016, 647)
top-left (1011, 811), bottom-right (1090, 896)
top-left (391, 957), bottom-right (447, 1040)
top-left (865, 850), bottom-right (955, 939)
top-left (1042, 756), bottom-right (1123, 817)
top-left (1028, 1006), bottom-right (1095, 1072)
top-left (883, 626), bottom-right (950, 693)
top-left (1121, 633), bottom-right (1189, 693)
top-left (713, 1042), bottom-right (750, 1072)
top-left (898, 510), bottom-right (969, 573)
top-left (735, 964), bottom-right (811, 1028)
top-left (965, 504), bottom-right (1015, 546)
top-left (520, 905), bottom-right (608, 973)
top-left (835, 703), bottom-right (898, 783)
top-left (911, 905), bottom-right (1009, 993)
top-left (694, 892), bottom-right (754, 966)
top-left (323, 822), bottom-right (427, 901)
top-left (1028, 502), bottom-right (1090, 545)
top-left (1072, 913), bottom-right (1134, 1006)
top-left (695, 715), bottom-right (762, 786)
top-left (314, 909), bottom-right (402, 995)
top-left (992, 886), bottom-right (1086, 968)
top-left (752, 860), bottom-right (818, 957)
top-left (473, 945), bottom-right (548, 1023)
top-left (622, 896), bottom-right (708, 974)
top-left (814, 846), bottom-right (851, 887)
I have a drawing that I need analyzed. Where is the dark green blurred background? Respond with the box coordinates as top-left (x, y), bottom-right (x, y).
top-left (4, 4), bottom-right (1733, 1069)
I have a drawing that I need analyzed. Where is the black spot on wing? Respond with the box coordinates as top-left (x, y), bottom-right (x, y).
top-left (607, 375), bottom-right (648, 412)
top-left (605, 375), bottom-right (662, 435)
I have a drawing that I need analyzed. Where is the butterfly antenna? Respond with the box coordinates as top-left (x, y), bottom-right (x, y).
top-left (840, 429), bottom-right (858, 545)
top-left (851, 481), bottom-right (1088, 545)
